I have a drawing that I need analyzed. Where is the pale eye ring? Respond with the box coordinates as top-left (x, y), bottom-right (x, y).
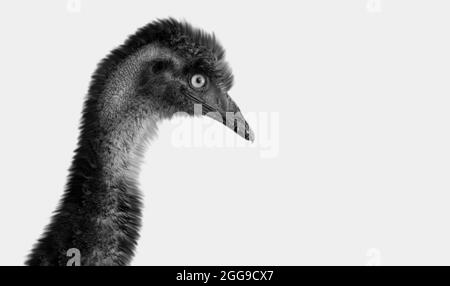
top-left (190, 74), bottom-right (207, 89)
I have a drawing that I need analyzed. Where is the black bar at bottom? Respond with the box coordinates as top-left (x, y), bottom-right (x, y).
top-left (0, 266), bottom-right (447, 283)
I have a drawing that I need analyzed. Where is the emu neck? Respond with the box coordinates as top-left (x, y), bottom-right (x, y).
top-left (27, 45), bottom-right (162, 266)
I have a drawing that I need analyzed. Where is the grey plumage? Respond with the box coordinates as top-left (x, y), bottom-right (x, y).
top-left (26, 18), bottom-right (253, 266)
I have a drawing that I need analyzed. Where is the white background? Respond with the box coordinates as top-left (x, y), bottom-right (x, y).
top-left (0, 0), bottom-right (449, 266)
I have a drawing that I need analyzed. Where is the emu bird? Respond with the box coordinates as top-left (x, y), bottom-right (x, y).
top-left (26, 18), bottom-right (254, 266)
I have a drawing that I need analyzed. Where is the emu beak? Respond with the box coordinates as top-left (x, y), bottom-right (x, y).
top-left (192, 91), bottom-right (255, 142)
top-left (205, 93), bottom-right (255, 142)
top-left (217, 94), bottom-right (255, 142)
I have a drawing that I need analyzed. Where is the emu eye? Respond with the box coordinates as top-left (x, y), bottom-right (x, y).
top-left (190, 74), bottom-right (207, 89)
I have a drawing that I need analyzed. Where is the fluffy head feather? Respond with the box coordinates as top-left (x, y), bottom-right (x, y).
top-left (90, 18), bottom-right (233, 100)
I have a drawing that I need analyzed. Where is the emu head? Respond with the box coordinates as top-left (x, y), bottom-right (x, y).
top-left (95, 19), bottom-right (254, 142)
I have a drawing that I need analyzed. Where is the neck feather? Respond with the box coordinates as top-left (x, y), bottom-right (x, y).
top-left (27, 44), bottom-right (165, 266)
